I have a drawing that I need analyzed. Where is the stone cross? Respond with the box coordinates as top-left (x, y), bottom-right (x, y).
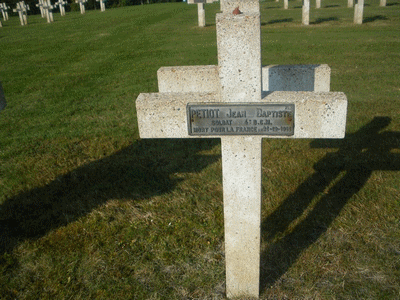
top-left (354, 0), bottom-right (364, 24)
top-left (348, 0), bottom-right (353, 8)
top-left (13, 2), bottom-right (29, 26)
top-left (136, 0), bottom-right (347, 298)
top-left (36, 0), bottom-right (45, 18)
top-left (0, 3), bottom-right (10, 21)
top-left (187, 0), bottom-right (216, 27)
top-left (380, 0), bottom-right (386, 6)
top-left (55, 0), bottom-right (67, 16)
top-left (316, 0), bottom-right (321, 9)
top-left (0, 81), bottom-right (6, 112)
top-left (96, 0), bottom-right (106, 12)
top-left (76, 0), bottom-right (87, 14)
top-left (302, 0), bottom-right (310, 25)
top-left (284, 0), bottom-right (288, 9)
top-left (42, 0), bottom-right (54, 23)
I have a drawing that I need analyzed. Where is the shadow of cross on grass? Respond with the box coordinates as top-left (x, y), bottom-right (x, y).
top-left (260, 116), bottom-right (400, 291)
top-left (0, 139), bottom-right (219, 255)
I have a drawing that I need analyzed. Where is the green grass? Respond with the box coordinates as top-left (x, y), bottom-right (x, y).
top-left (1, 0), bottom-right (400, 299)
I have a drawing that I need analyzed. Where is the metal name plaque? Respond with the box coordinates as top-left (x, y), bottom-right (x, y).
top-left (187, 103), bottom-right (294, 136)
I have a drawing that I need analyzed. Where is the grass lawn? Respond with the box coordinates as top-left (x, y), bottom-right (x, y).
top-left (1, 0), bottom-right (399, 298)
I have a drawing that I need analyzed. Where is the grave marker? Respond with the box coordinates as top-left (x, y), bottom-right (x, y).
top-left (187, 0), bottom-right (216, 27)
top-left (284, 0), bottom-right (288, 9)
top-left (0, 82), bottom-right (6, 112)
top-left (316, 0), bottom-right (321, 9)
top-left (76, 0), bottom-right (87, 14)
top-left (380, 0), bottom-right (386, 6)
top-left (96, 0), bottom-right (106, 12)
top-left (348, 0), bottom-right (353, 8)
top-left (42, 0), bottom-right (54, 23)
top-left (136, 0), bottom-right (347, 298)
top-left (21, 1), bottom-right (29, 24)
top-left (354, 0), bottom-right (364, 24)
top-left (13, 1), bottom-right (29, 26)
top-left (36, 0), bottom-right (45, 18)
top-left (0, 3), bottom-right (10, 21)
top-left (302, 0), bottom-right (310, 25)
top-left (55, 0), bottom-right (67, 16)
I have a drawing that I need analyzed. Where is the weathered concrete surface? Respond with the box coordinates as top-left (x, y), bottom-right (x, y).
top-left (157, 64), bottom-right (331, 93)
top-left (262, 64), bottom-right (331, 92)
top-left (302, 0), bottom-right (310, 25)
top-left (157, 65), bottom-right (220, 93)
top-left (136, 91), bottom-right (347, 139)
top-left (217, 13), bottom-right (261, 103)
top-left (136, 1), bottom-right (347, 298)
top-left (220, 0), bottom-right (260, 13)
top-left (354, 0), bottom-right (364, 24)
top-left (221, 135), bottom-right (262, 298)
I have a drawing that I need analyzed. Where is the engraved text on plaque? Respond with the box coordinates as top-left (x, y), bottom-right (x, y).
top-left (187, 103), bottom-right (295, 136)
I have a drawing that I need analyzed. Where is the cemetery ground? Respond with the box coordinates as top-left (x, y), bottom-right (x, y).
top-left (0, 0), bottom-right (399, 298)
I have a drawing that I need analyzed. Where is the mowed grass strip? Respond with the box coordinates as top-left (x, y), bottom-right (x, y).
top-left (1, 0), bottom-right (399, 299)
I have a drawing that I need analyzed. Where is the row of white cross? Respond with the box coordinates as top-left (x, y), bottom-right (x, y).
top-left (189, 0), bottom-right (389, 27)
top-left (2, 0), bottom-right (106, 26)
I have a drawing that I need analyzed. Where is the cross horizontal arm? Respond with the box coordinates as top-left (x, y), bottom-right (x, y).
top-left (157, 64), bottom-right (331, 93)
top-left (136, 91), bottom-right (347, 139)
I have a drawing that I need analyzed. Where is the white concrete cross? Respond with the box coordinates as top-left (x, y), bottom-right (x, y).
top-left (0, 3), bottom-right (10, 21)
top-left (354, 0), bottom-right (364, 24)
top-left (96, 0), bottom-right (106, 12)
top-left (187, 0), bottom-right (217, 27)
top-left (36, 0), bottom-right (45, 18)
top-left (75, 0), bottom-right (87, 14)
top-left (42, 0), bottom-right (54, 23)
top-left (348, 0), bottom-right (354, 8)
top-left (13, 1), bottom-right (29, 26)
top-left (302, 0), bottom-right (310, 25)
top-left (136, 0), bottom-right (347, 298)
top-left (55, 0), bottom-right (67, 16)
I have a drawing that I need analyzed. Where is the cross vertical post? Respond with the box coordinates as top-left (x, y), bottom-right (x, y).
top-left (284, 0), bottom-right (288, 9)
top-left (354, 0), bottom-right (364, 24)
top-left (96, 0), bottom-right (106, 12)
top-left (216, 4), bottom-right (262, 296)
top-left (302, 0), bottom-right (310, 25)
